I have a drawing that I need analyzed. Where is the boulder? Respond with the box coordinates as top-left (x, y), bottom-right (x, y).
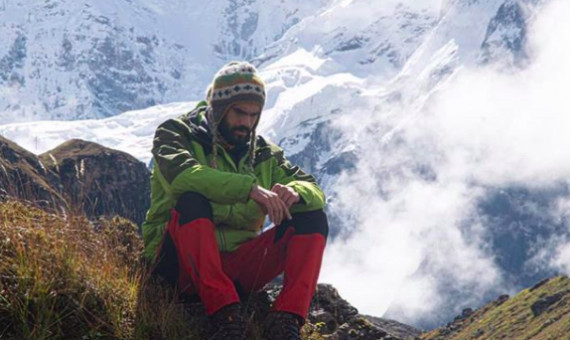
top-left (39, 139), bottom-right (150, 225)
top-left (0, 135), bottom-right (65, 208)
top-left (0, 136), bottom-right (150, 226)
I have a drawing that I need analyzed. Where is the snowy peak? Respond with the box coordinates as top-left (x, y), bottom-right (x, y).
top-left (0, 0), bottom-right (331, 123)
top-left (480, 0), bottom-right (530, 65)
top-left (255, 1), bottom-right (439, 79)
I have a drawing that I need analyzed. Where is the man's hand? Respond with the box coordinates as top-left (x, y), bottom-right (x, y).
top-left (249, 184), bottom-right (291, 225)
top-left (271, 183), bottom-right (300, 208)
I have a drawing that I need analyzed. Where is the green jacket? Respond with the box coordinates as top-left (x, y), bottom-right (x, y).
top-left (141, 103), bottom-right (326, 260)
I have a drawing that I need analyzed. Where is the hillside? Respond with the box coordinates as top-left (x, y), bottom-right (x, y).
top-left (422, 276), bottom-right (570, 340)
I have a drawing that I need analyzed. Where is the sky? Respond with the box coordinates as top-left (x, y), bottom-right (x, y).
top-left (319, 0), bottom-right (570, 326)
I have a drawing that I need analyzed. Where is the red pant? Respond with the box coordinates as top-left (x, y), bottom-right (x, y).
top-left (154, 204), bottom-right (328, 319)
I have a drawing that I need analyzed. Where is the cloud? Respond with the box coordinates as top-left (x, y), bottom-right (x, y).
top-left (319, 0), bottom-right (570, 327)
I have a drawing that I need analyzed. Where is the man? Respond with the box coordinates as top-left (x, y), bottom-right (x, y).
top-left (141, 61), bottom-right (329, 340)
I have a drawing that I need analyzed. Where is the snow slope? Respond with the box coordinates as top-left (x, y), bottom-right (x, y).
top-left (0, 0), bottom-right (331, 123)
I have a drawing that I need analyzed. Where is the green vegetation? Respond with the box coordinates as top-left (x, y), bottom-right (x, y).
top-left (422, 276), bottom-right (570, 340)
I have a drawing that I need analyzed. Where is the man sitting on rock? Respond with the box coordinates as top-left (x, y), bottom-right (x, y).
top-left (141, 61), bottom-right (329, 340)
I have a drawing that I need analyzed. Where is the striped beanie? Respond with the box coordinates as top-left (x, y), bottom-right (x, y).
top-left (206, 61), bottom-right (266, 170)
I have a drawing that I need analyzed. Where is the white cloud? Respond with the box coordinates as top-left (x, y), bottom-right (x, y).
top-left (553, 244), bottom-right (570, 275)
top-left (320, 0), bottom-right (570, 325)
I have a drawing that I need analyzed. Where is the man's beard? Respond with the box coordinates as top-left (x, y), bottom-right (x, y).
top-left (218, 121), bottom-right (251, 147)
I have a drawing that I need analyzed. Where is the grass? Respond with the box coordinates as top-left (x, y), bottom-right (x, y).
top-left (0, 199), bottom-right (325, 340)
top-left (0, 199), bottom-right (200, 339)
top-left (421, 276), bottom-right (570, 340)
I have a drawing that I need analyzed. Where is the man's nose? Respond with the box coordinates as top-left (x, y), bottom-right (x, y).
top-left (241, 115), bottom-right (256, 128)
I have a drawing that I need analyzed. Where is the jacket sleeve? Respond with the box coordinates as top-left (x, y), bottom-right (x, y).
top-left (271, 148), bottom-right (326, 213)
top-left (152, 118), bottom-right (255, 204)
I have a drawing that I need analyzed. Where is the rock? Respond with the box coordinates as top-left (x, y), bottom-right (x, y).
top-left (496, 294), bottom-right (510, 305)
top-left (305, 284), bottom-right (419, 340)
top-left (335, 317), bottom-right (388, 340)
top-left (363, 315), bottom-right (423, 340)
top-left (461, 308), bottom-right (474, 318)
top-left (473, 328), bottom-right (485, 338)
top-left (0, 136), bottom-right (150, 226)
top-left (39, 139), bottom-right (150, 225)
top-left (530, 278), bottom-right (551, 292)
top-left (310, 309), bottom-right (338, 334)
top-left (0, 135), bottom-right (65, 208)
top-left (531, 290), bottom-right (570, 317)
top-left (310, 284), bottom-right (359, 326)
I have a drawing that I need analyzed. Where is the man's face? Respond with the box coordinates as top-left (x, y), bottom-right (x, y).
top-left (219, 102), bottom-right (261, 146)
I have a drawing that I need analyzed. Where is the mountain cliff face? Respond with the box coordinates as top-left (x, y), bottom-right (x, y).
top-left (0, 0), bottom-right (331, 123)
top-left (0, 0), bottom-right (529, 124)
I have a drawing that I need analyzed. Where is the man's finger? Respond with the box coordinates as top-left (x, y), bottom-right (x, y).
top-left (281, 201), bottom-right (293, 220)
top-left (279, 192), bottom-right (291, 207)
top-left (270, 197), bottom-right (281, 225)
top-left (284, 195), bottom-right (296, 208)
top-left (266, 200), bottom-right (275, 225)
top-left (275, 187), bottom-right (286, 197)
top-left (276, 198), bottom-right (285, 224)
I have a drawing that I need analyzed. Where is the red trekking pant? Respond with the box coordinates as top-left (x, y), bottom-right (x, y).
top-left (153, 192), bottom-right (328, 319)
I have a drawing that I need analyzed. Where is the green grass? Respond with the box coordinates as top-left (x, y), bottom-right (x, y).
top-left (421, 276), bottom-right (570, 340)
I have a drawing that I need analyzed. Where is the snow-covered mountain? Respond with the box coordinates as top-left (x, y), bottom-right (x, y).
top-left (0, 0), bottom-right (331, 123)
top-left (2, 0), bottom-right (569, 330)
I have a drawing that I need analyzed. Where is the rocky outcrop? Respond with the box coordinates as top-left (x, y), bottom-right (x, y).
top-left (480, 0), bottom-right (528, 66)
top-left (39, 139), bottom-right (150, 225)
top-left (0, 136), bottom-right (150, 225)
top-left (173, 282), bottom-right (421, 340)
top-left (0, 135), bottom-right (65, 208)
top-left (306, 284), bottom-right (421, 340)
top-left (531, 290), bottom-right (570, 317)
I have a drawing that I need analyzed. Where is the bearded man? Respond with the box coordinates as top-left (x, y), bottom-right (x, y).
top-left (141, 61), bottom-right (328, 340)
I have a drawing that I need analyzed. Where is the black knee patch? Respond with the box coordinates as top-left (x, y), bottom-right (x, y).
top-left (152, 231), bottom-right (178, 286)
top-left (274, 209), bottom-right (329, 242)
top-left (175, 191), bottom-right (213, 225)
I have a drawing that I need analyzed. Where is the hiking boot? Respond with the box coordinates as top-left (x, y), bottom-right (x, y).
top-left (262, 311), bottom-right (303, 340)
top-left (209, 303), bottom-right (247, 340)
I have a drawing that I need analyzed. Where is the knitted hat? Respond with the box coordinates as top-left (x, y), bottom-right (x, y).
top-left (206, 61), bottom-right (266, 170)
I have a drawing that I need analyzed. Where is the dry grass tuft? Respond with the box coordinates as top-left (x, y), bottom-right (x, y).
top-left (0, 200), bottom-right (199, 340)
top-left (0, 199), bottom-right (326, 340)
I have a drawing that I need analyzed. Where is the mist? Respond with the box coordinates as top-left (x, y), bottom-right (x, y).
top-left (319, 0), bottom-right (570, 327)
